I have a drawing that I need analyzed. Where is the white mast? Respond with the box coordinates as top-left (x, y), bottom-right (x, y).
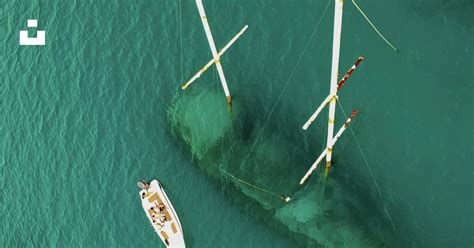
top-left (195, 0), bottom-right (233, 109)
top-left (300, 0), bottom-right (396, 183)
top-left (325, 0), bottom-right (344, 173)
top-left (301, 60), bottom-right (364, 184)
top-left (182, 25), bottom-right (248, 90)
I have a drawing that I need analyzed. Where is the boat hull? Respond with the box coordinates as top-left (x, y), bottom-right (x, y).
top-left (139, 180), bottom-right (185, 248)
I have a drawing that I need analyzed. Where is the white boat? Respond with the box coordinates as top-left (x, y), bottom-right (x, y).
top-left (138, 180), bottom-right (185, 247)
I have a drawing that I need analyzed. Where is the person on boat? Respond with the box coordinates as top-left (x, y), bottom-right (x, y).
top-left (155, 214), bottom-right (165, 228)
top-left (158, 204), bottom-right (165, 210)
top-left (158, 212), bottom-right (166, 222)
top-left (157, 204), bottom-right (167, 221)
top-left (151, 214), bottom-right (165, 228)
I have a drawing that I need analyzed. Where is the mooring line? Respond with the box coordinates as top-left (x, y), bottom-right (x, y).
top-left (352, 0), bottom-right (399, 52)
top-left (216, 165), bottom-right (289, 202)
top-left (214, 71), bottom-right (288, 202)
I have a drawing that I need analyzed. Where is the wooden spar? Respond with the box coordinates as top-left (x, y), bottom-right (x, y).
top-left (182, 25), bottom-right (248, 90)
top-left (195, 0), bottom-right (233, 109)
top-left (303, 56), bottom-right (364, 130)
top-left (325, 0), bottom-right (344, 171)
top-left (300, 109), bottom-right (359, 185)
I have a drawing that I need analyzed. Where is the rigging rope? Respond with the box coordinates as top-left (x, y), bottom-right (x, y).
top-left (290, 123), bottom-right (328, 202)
top-left (336, 99), bottom-right (396, 231)
top-left (336, 100), bottom-right (382, 196)
top-left (239, 0), bottom-right (332, 170)
top-left (215, 0), bottom-right (332, 203)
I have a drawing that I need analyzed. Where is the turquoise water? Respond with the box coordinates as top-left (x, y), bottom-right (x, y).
top-left (2, 0), bottom-right (473, 247)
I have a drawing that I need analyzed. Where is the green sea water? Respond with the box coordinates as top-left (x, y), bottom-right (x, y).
top-left (2, 0), bottom-right (473, 247)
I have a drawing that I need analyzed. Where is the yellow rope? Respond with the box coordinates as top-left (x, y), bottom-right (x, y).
top-left (352, 0), bottom-right (399, 52)
top-left (216, 166), bottom-right (290, 202)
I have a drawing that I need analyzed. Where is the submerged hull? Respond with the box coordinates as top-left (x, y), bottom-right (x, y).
top-left (168, 90), bottom-right (394, 247)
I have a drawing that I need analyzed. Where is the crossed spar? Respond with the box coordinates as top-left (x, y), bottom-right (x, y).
top-left (182, 0), bottom-right (248, 111)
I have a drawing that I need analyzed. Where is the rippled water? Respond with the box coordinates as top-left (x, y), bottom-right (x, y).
top-left (2, 0), bottom-right (473, 247)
